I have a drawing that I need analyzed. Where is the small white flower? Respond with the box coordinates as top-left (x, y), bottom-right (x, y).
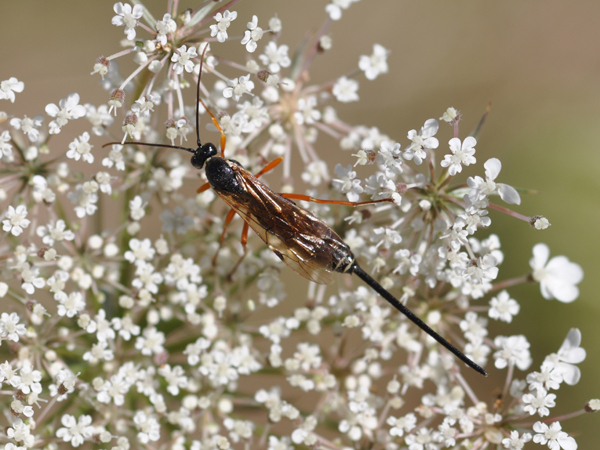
top-left (488, 290), bottom-right (520, 323)
top-left (171, 45), bottom-right (198, 74)
top-left (10, 115), bottom-right (44, 142)
top-left (534, 216), bottom-right (551, 230)
top-left (103, 144), bottom-right (125, 170)
top-left (241, 15), bottom-right (264, 53)
top-left (68, 183), bottom-right (99, 218)
top-left (527, 361), bottom-right (563, 391)
top-left (326, 0), bottom-right (360, 21)
top-left (359, 44), bottom-right (389, 80)
top-left (108, 89), bottom-right (126, 116)
top-left (259, 42), bottom-right (291, 73)
top-left (332, 76), bottom-right (359, 102)
top-left (121, 113), bottom-right (138, 143)
top-left (0, 77), bottom-right (24, 102)
top-left (372, 227), bottom-right (403, 249)
top-left (83, 339), bottom-right (114, 364)
top-left (132, 261), bottom-right (163, 294)
top-left (403, 118), bottom-right (439, 165)
top-left (156, 13), bottom-right (176, 46)
top-left (124, 238), bottom-right (155, 263)
top-left (165, 117), bottom-right (191, 145)
top-left (158, 364), bottom-right (188, 395)
top-left (301, 160), bottom-right (328, 186)
top-left (111, 2), bottom-right (144, 40)
top-left (0, 312), bottom-right (27, 342)
top-left (543, 328), bottom-right (586, 386)
top-left (459, 311), bottom-right (488, 341)
top-left (0, 130), bottom-right (13, 160)
top-left (129, 195), bottom-right (146, 221)
top-left (332, 164), bottom-right (363, 202)
top-left (532, 421), bottom-right (577, 450)
top-left (45, 93), bottom-right (86, 134)
top-left (501, 430), bottom-right (532, 450)
top-left (85, 103), bottom-right (114, 136)
top-left (530, 243), bottom-right (583, 303)
top-left (223, 74), bottom-right (255, 101)
top-left (56, 414), bottom-right (94, 447)
top-left (160, 206), bottom-right (193, 234)
top-left (3, 205), bottom-right (30, 236)
top-left (210, 10), bottom-right (238, 43)
top-left (95, 171), bottom-right (113, 194)
top-left (14, 360), bottom-right (42, 395)
top-left (134, 411), bottom-right (161, 443)
top-left (112, 314), bottom-right (141, 341)
top-left (468, 158), bottom-right (521, 205)
top-left (57, 292), bottom-right (86, 318)
top-left (7, 419), bottom-right (35, 447)
top-left (387, 413), bottom-right (417, 437)
top-left (440, 107), bottom-right (460, 124)
top-left (31, 174), bottom-right (55, 203)
top-left (493, 334), bottom-right (532, 371)
top-left (136, 327), bottom-right (166, 356)
top-left (54, 369), bottom-right (78, 400)
top-left (523, 387), bottom-right (556, 417)
top-left (294, 96), bottom-right (321, 125)
top-left (66, 131), bottom-right (94, 163)
top-left (131, 93), bottom-right (160, 117)
top-left (440, 136), bottom-right (477, 176)
top-left (377, 140), bottom-right (403, 176)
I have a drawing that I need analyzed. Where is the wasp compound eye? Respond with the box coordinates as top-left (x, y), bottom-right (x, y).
top-left (190, 151), bottom-right (207, 169)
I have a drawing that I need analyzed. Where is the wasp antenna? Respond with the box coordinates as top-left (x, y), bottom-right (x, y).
top-left (101, 141), bottom-right (195, 154)
top-left (196, 44), bottom-right (210, 148)
top-left (195, 44), bottom-right (227, 157)
top-left (199, 97), bottom-right (227, 158)
top-left (351, 263), bottom-right (488, 376)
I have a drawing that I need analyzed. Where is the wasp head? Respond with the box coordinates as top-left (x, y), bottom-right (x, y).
top-left (190, 143), bottom-right (218, 169)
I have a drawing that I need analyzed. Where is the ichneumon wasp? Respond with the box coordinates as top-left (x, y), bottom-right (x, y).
top-left (104, 46), bottom-right (487, 377)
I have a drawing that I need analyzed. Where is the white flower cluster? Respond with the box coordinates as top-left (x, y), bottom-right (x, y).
top-left (0, 2), bottom-right (594, 450)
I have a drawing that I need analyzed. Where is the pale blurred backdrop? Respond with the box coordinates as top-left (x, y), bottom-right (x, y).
top-left (3, 0), bottom-right (599, 446)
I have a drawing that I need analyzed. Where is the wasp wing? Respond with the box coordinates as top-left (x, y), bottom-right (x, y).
top-left (212, 163), bottom-right (354, 285)
top-left (230, 203), bottom-right (335, 285)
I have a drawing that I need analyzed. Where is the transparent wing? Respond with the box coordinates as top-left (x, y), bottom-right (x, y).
top-left (213, 165), bottom-right (346, 285)
top-left (218, 198), bottom-right (335, 285)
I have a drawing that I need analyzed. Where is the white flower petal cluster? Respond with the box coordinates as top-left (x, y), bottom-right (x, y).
top-left (210, 10), bottom-right (237, 43)
top-left (530, 243), bottom-right (583, 303)
top-left (0, 3), bottom-right (589, 450)
top-left (111, 2), bottom-right (143, 40)
top-left (241, 15), bottom-right (264, 53)
top-left (3, 205), bottom-right (30, 236)
top-left (0, 77), bottom-right (24, 102)
top-left (45, 93), bottom-right (86, 134)
top-left (359, 44), bottom-right (389, 80)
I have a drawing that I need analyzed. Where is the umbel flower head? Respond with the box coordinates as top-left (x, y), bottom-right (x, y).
top-left (0, 1), bottom-right (593, 450)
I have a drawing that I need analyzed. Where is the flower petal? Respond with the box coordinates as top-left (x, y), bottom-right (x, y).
top-left (530, 243), bottom-right (550, 270)
top-left (497, 183), bottom-right (521, 205)
top-left (547, 256), bottom-right (583, 284)
top-left (484, 158), bottom-right (501, 180)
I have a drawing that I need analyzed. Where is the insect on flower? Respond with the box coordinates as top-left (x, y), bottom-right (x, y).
top-left (104, 48), bottom-right (487, 376)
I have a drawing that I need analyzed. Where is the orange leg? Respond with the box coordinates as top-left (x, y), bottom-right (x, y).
top-left (254, 156), bottom-right (283, 178)
top-left (227, 221), bottom-right (250, 281)
top-left (197, 181), bottom-right (211, 193)
top-left (240, 220), bottom-right (249, 248)
top-left (199, 98), bottom-right (227, 157)
top-left (280, 193), bottom-right (394, 208)
top-left (212, 208), bottom-right (237, 266)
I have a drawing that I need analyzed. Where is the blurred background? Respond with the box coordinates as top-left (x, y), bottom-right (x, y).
top-left (3, 0), bottom-right (599, 446)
